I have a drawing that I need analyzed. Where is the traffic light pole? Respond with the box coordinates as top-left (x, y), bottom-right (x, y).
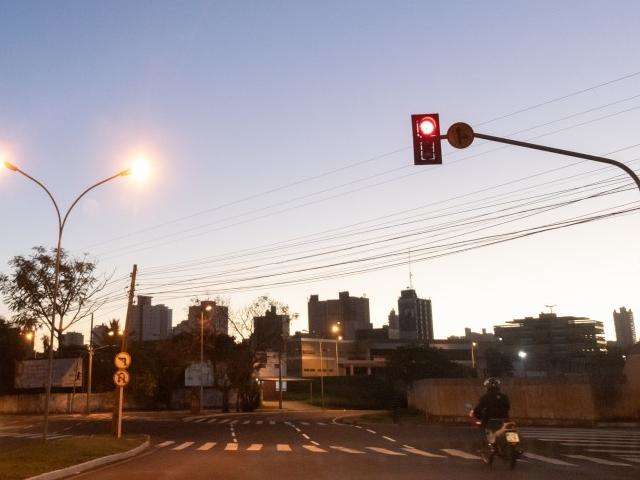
top-left (473, 133), bottom-right (640, 193)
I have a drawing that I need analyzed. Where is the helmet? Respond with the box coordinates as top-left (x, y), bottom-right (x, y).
top-left (483, 377), bottom-right (501, 391)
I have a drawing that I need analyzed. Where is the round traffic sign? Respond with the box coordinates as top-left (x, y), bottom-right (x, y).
top-left (113, 369), bottom-right (130, 387)
top-left (114, 352), bottom-right (132, 370)
top-left (447, 122), bottom-right (475, 149)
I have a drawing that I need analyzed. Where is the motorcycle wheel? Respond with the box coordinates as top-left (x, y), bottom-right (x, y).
top-left (505, 445), bottom-right (517, 470)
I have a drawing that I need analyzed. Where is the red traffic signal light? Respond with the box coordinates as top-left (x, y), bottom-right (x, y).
top-left (411, 113), bottom-right (442, 165)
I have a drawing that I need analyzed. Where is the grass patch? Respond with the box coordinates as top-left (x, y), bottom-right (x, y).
top-left (0, 435), bottom-right (146, 480)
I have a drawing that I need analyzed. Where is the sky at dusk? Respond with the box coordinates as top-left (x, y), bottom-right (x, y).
top-left (1, 1), bottom-right (639, 346)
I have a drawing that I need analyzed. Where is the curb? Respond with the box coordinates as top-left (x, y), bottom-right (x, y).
top-left (26, 435), bottom-right (150, 480)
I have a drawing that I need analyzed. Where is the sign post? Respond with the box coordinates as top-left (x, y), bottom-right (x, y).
top-left (113, 352), bottom-right (131, 439)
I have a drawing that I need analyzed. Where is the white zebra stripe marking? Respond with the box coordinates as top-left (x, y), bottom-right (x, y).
top-left (247, 444), bottom-right (262, 451)
top-left (524, 452), bottom-right (576, 466)
top-left (225, 443), bottom-right (238, 451)
top-left (441, 449), bottom-right (480, 460)
top-left (303, 445), bottom-right (327, 453)
top-left (157, 441), bottom-right (175, 448)
top-left (277, 444), bottom-right (292, 452)
top-left (367, 447), bottom-right (405, 456)
top-left (402, 446), bottom-right (445, 458)
top-left (564, 454), bottom-right (632, 466)
top-left (382, 436), bottom-right (396, 443)
top-left (331, 446), bottom-right (365, 454)
top-left (173, 442), bottom-right (194, 451)
top-left (197, 442), bottom-right (216, 451)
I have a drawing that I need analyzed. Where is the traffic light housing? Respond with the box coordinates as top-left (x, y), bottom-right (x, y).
top-left (411, 114), bottom-right (442, 165)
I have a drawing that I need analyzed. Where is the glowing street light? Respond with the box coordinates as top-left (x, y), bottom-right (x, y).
top-left (518, 350), bottom-right (527, 359)
top-left (3, 155), bottom-right (149, 440)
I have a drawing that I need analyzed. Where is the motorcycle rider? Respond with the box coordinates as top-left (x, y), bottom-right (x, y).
top-left (472, 378), bottom-right (510, 445)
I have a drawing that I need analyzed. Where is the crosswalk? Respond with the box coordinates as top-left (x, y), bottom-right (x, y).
top-left (520, 427), bottom-right (640, 467)
top-left (151, 439), bottom-right (638, 468)
top-left (182, 416), bottom-right (334, 426)
top-left (0, 431), bottom-right (70, 440)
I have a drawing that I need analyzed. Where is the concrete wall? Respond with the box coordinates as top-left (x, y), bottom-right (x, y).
top-left (0, 391), bottom-right (140, 414)
top-left (408, 376), bottom-right (640, 425)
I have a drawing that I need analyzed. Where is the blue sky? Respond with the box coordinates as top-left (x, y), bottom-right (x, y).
top-left (1, 1), bottom-right (639, 344)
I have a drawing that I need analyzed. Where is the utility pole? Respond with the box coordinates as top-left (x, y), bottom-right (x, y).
top-left (113, 264), bottom-right (136, 439)
top-left (86, 313), bottom-right (94, 415)
top-left (319, 338), bottom-right (325, 409)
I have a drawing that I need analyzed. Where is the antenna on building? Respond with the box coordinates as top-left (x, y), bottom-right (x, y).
top-left (545, 304), bottom-right (556, 314)
top-left (408, 248), bottom-right (414, 289)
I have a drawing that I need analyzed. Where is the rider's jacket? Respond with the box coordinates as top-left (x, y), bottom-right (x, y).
top-left (473, 391), bottom-right (511, 426)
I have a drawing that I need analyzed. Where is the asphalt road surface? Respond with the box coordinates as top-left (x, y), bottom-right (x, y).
top-left (1, 410), bottom-right (638, 480)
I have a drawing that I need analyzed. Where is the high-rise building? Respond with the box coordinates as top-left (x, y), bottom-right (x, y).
top-left (60, 331), bottom-right (84, 347)
top-left (388, 309), bottom-right (400, 339)
top-left (614, 307), bottom-right (636, 349)
top-left (308, 291), bottom-right (371, 340)
top-left (494, 312), bottom-right (606, 375)
top-left (173, 301), bottom-right (228, 336)
top-left (397, 289), bottom-right (433, 344)
top-left (127, 295), bottom-right (173, 342)
top-left (253, 305), bottom-right (290, 351)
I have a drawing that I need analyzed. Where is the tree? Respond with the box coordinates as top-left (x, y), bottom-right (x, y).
top-left (484, 347), bottom-right (514, 378)
top-left (0, 317), bottom-right (31, 394)
top-left (0, 246), bottom-right (111, 350)
top-left (386, 346), bottom-right (471, 387)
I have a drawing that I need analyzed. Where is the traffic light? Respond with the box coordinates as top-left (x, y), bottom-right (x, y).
top-left (411, 113), bottom-right (442, 165)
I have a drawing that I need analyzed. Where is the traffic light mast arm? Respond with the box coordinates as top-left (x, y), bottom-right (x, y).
top-left (474, 132), bottom-right (640, 193)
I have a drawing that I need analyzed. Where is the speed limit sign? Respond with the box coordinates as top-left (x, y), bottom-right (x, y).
top-left (113, 369), bottom-right (130, 387)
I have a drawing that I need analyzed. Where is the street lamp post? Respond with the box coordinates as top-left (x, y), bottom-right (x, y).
top-left (319, 338), bottom-right (324, 409)
top-left (200, 304), bottom-right (213, 413)
top-left (518, 350), bottom-right (528, 378)
top-left (471, 341), bottom-right (478, 370)
top-left (3, 159), bottom-right (143, 440)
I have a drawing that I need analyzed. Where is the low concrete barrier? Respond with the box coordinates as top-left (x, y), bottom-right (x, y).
top-left (408, 376), bottom-right (640, 425)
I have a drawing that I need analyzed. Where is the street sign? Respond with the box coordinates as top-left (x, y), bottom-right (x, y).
top-left (113, 369), bottom-right (130, 387)
top-left (15, 358), bottom-right (83, 389)
top-left (114, 352), bottom-right (131, 370)
top-left (447, 122), bottom-right (475, 149)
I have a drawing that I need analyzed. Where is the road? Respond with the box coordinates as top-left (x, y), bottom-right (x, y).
top-left (1, 409), bottom-right (638, 479)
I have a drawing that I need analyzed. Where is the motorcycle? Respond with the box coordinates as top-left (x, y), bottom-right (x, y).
top-left (479, 418), bottom-right (523, 470)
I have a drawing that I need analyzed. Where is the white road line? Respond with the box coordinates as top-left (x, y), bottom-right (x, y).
top-left (331, 446), bottom-right (365, 454)
top-left (157, 441), bottom-right (176, 448)
top-left (524, 452), bottom-right (576, 466)
top-left (402, 446), bottom-right (445, 458)
top-left (617, 456), bottom-right (640, 464)
top-left (302, 434), bottom-right (310, 440)
top-left (269, 420), bottom-right (276, 425)
top-left (256, 420), bottom-right (263, 425)
top-left (311, 441), bottom-right (320, 446)
top-left (277, 444), bottom-right (292, 452)
top-left (243, 420), bottom-right (251, 424)
top-left (303, 445), bottom-right (327, 453)
top-left (317, 422), bottom-right (326, 426)
top-left (366, 429), bottom-right (377, 434)
top-left (194, 418), bottom-right (208, 423)
top-left (247, 444), bottom-right (262, 451)
top-left (218, 419), bottom-right (230, 424)
top-left (560, 442), bottom-right (640, 447)
top-left (587, 449), bottom-right (640, 454)
top-left (173, 442), bottom-right (195, 451)
top-left (225, 443), bottom-right (238, 451)
top-left (382, 436), bottom-right (396, 443)
top-left (197, 442), bottom-right (216, 451)
top-left (564, 454), bottom-right (632, 466)
top-left (230, 420), bottom-right (238, 425)
top-left (441, 449), bottom-right (481, 460)
top-left (207, 419), bottom-right (217, 424)
top-left (367, 447), bottom-right (405, 456)
top-left (354, 425), bottom-right (363, 429)
top-left (300, 421), bottom-right (310, 425)
top-left (294, 428), bottom-right (301, 433)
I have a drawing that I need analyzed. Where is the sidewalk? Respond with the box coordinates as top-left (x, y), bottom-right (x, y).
top-left (260, 400), bottom-right (323, 411)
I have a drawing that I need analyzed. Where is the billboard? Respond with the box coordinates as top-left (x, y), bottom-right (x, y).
top-left (185, 362), bottom-right (214, 387)
top-left (15, 358), bottom-right (84, 389)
